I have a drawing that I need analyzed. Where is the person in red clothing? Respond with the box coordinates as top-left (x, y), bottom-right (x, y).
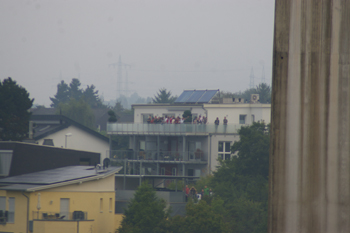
top-left (184, 185), bottom-right (190, 202)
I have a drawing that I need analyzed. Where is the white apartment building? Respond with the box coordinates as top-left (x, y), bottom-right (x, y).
top-left (107, 90), bottom-right (270, 189)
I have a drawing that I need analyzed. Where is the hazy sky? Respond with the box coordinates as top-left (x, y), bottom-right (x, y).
top-left (0, 0), bottom-right (275, 106)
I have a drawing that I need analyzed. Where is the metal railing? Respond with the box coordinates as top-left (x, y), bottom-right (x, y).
top-left (32, 211), bottom-right (88, 221)
top-left (107, 123), bottom-right (245, 134)
top-left (109, 150), bottom-right (206, 162)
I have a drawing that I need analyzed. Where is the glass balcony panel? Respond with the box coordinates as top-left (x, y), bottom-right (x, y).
top-left (109, 150), bottom-right (207, 162)
top-left (108, 123), bottom-right (244, 134)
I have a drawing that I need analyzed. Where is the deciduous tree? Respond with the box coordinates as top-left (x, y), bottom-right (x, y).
top-left (0, 78), bottom-right (34, 141)
top-left (57, 98), bottom-right (95, 129)
top-left (117, 182), bottom-right (170, 233)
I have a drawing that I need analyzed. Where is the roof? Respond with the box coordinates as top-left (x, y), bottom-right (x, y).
top-left (175, 90), bottom-right (219, 104)
top-left (0, 166), bottom-right (122, 192)
top-left (31, 114), bottom-right (113, 144)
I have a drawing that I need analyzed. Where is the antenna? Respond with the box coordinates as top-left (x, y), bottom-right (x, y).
top-left (249, 67), bottom-right (255, 89)
top-left (261, 64), bottom-right (266, 83)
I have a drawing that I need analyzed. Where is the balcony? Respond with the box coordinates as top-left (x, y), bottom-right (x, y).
top-left (32, 211), bottom-right (88, 221)
top-left (109, 150), bottom-right (207, 164)
top-left (107, 123), bottom-right (245, 135)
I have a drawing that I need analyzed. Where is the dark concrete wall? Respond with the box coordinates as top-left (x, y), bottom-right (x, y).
top-left (0, 142), bottom-right (100, 177)
top-left (270, 1), bottom-right (350, 232)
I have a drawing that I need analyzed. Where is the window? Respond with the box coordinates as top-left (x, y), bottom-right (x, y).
top-left (161, 168), bottom-right (165, 175)
top-left (8, 197), bottom-right (15, 223)
top-left (139, 141), bottom-right (145, 151)
top-left (172, 168), bottom-right (177, 176)
top-left (218, 142), bottom-right (231, 160)
top-left (239, 115), bottom-right (246, 124)
top-left (109, 198), bottom-right (113, 212)
top-left (251, 114), bottom-right (255, 123)
top-left (0, 150), bottom-right (13, 176)
top-left (188, 169), bottom-right (194, 176)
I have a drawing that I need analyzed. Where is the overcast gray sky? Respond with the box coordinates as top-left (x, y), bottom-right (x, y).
top-left (0, 0), bottom-right (275, 106)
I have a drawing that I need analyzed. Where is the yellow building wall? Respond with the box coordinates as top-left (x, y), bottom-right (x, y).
top-left (0, 175), bottom-right (118, 233)
top-left (29, 192), bottom-right (115, 232)
top-left (0, 191), bottom-right (28, 233)
top-left (114, 214), bottom-right (123, 231)
top-left (34, 220), bottom-right (93, 233)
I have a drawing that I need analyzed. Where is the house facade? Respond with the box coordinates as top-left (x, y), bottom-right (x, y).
top-left (0, 166), bottom-right (122, 233)
top-left (31, 115), bottom-right (113, 163)
top-left (107, 95), bottom-right (271, 189)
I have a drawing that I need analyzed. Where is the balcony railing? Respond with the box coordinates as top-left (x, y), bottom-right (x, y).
top-left (109, 150), bottom-right (206, 162)
top-left (107, 123), bottom-right (245, 134)
top-left (32, 211), bottom-right (88, 221)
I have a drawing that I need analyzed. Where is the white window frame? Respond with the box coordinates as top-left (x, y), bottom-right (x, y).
top-left (218, 141), bottom-right (231, 161)
top-left (239, 115), bottom-right (246, 124)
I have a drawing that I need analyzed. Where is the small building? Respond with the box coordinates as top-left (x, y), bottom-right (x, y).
top-left (0, 165), bottom-right (122, 233)
top-left (30, 115), bottom-right (114, 163)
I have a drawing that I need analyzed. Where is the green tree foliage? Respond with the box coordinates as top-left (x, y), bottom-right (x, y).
top-left (50, 80), bottom-right (70, 108)
top-left (182, 110), bottom-right (192, 123)
top-left (83, 84), bottom-right (104, 108)
top-left (108, 110), bottom-right (118, 123)
top-left (231, 122), bottom-right (270, 178)
top-left (255, 83), bottom-right (271, 103)
top-left (57, 98), bottom-right (95, 129)
top-left (217, 83), bottom-right (271, 104)
top-left (117, 182), bottom-right (170, 233)
top-left (68, 78), bottom-right (83, 100)
top-left (50, 78), bottom-right (105, 108)
top-left (208, 122), bottom-right (270, 233)
top-left (158, 198), bottom-right (228, 233)
top-left (152, 88), bottom-right (177, 104)
top-left (0, 78), bottom-right (34, 141)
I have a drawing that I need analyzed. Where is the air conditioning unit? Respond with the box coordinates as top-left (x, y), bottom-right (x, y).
top-left (251, 94), bottom-right (259, 103)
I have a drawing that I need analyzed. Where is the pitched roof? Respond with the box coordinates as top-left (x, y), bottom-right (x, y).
top-left (31, 114), bottom-right (112, 144)
top-left (0, 166), bottom-right (122, 191)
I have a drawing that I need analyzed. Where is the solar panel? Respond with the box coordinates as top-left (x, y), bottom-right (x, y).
top-left (175, 89), bottom-right (219, 103)
top-left (175, 90), bottom-right (194, 103)
top-left (186, 90), bottom-right (206, 103)
top-left (197, 90), bottom-right (218, 103)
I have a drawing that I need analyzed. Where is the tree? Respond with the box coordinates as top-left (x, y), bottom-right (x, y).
top-left (215, 83), bottom-right (271, 104)
top-left (57, 98), bottom-right (95, 129)
top-left (50, 78), bottom-right (105, 108)
top-left (108, 110), bottom-right (117, 123)
top-left (231, 122), bottom-right (270, 178)
top-left (182, 110), bottom-right (192, 123)
top-left (82, 84), bottom-right (104, 108)
top-left (68, 78), bottom-right (83, 100)
top-left (207, 122), bottom-right (270, 233)
top-left (0, 78), bottom-right (34, 141)
top-left (50, 80), bottom-right (70, 107)
top-left (255, 83), bottom-right (271, 103)
top-left (117, 182), bottom-right (170, 233)
top-left (152, 88), bottom-right (177, 103)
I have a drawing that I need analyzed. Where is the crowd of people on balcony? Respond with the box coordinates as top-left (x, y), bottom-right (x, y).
top-left (146, 114), bottom-right (231, 126)
top-left (146, 115), bottom-right (209, 124)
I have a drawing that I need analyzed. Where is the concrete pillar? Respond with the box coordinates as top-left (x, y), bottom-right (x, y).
top-left (269, 1), bottom-right (350, 233)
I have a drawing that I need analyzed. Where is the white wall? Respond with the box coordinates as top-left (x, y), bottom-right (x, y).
top-left (204, 104), bottom-right (271, 125)
top-left (209, 134), bottom-right (240, 172)
top-left (36, 125), bottom-right (109, 163)
top-left (133, 105), bottom-right (206, 123)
